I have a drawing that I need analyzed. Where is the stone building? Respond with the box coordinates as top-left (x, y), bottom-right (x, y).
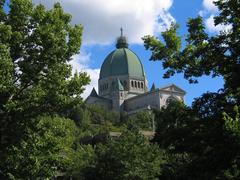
top-left (86, 31), bottom-right (186, 114)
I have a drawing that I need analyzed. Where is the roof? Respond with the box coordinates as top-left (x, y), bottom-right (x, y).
top-left (85, 92), bottom-right (112, 103)
top-left (150, 83), bottom-right (156, 91)
top-left (158, 84), bottom-right (186, 94)
top-left (99, 40), bottom-right (145, 79)
top-left (125, 83), bottom-right (186, 102)
top-left (89, 88), bottom-right (98, 97)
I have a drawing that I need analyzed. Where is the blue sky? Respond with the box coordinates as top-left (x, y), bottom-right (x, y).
top-left (5, 0), bottom-right (226, 106)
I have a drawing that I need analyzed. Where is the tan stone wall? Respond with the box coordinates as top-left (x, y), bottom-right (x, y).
top-left (124, 88), bottom-right (185, 112)
top-left (159, 90), bottom-right (184, 108)
top-left (98, 75), bottom-right (147, 99)
top-left (125, 91), bottom-right (160, 111)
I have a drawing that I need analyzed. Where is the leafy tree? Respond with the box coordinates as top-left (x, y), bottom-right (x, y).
top-left (67, 104), bottom-right (92, 129)
top-left (68, 144), bottom-right (96, 179)
top-left (153, 101), bottom-right (196, 149)
top-left (1, 116), bottom-right (80, 179)
top-left (77, 105), bottom-right (156, 132)
top-left (86, 130), bottom-right (165, 180)
top-left (79, 104), bottom-right (123, 133)
top-left (126, 111), bottom-right (154, 130)
top-left (87, 104), bottom-right (120, 125)
top-left (143, 0), bottom-right (240, 178)
top-left (143, 0), bottom-right (240, 101)
top-left (0, 0), bottom-right (89, 152)
top-left (153, 101), bottom-right (238, 179)
top-left (219, 106), bottom-right (240, 179)
top-left (0, 0), bottom-right (91, 178)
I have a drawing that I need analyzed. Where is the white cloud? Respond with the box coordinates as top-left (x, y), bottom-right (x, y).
top-left (69, 52), bottom-right (100, 99)
top-left (205, 15), bottom-right (232, 33)
top-left (203, 0), bottom-right (218, 13)
top-left (200, 0), bottom-right (231, 33)
top-left (33, 0), bottom-right (174, 45)
top-left (33, 0), bottom-right (175, 98)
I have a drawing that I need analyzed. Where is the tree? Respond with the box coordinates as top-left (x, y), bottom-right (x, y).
top-left (219, 106), bottom-right (240, 179)
top-left (142, 0), bottom-right (240, 102)
top-left (1, 116), bottom-right (80, 179)
top-left (0, 0), bottom-right (91, 178)
top-left (87, 104), bottom-right (120, 125)
top-left (152, 101), bottom-right (239, 179)
top-left (69, 144), bottom-right (96, 179)
top-left (86, 130), bottom-right (165, 180)
top-left (126, 111), bottom-right (154, 130)
top-left (143, 1), bottom-right (240, 178)
top-left (0, 0), bottom-right (89, 151)
top-left (153, 101), bottom-right (196, 148)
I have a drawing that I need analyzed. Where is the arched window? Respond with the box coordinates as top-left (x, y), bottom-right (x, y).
top-left (141, 82), bottom-right (144, 89)
top-left (131, 81), bottom-right (134, 87)
top-left (138, 82), bottom-right (140, 88)
top-left (134, 81), bottom-right (137, 88)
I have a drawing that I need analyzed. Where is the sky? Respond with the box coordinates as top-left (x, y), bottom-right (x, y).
top-left (5, 0), bottom-right (227, 106)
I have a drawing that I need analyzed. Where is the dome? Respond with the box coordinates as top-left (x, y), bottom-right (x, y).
top-left (99, 36), bottom-right (145, 79)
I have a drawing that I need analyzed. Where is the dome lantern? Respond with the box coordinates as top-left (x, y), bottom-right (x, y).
top-left (99, 29), bottom-right (145, 79)
top-left (116, 27), bottom-right (128, 49)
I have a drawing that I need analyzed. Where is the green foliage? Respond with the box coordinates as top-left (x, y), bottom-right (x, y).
top-left (126, 111), bottom-right (154, 130)
top-left (224, 106), bottom-right (240, 137)
top-left (72, 104), bottom-right (155, 133)
top-left (0, 0), bottom-right (90, 150)
top-left (219, 106), bottom-right (240, 179)
top-left (143, 0), bottom-right (240, 99)
top-left (74, 104), bottom-right (126, 133)
top-left (68, 144), bottom-right (96, 179)
top-left (2, 116), bottom-right (79, 179)
top-left (143, 1), bottom-right (240, 178)
top-left (153, 101), bottom-right (239, 179)
top-left (0, 44), bottom-right (14, 102)
top-left (0, 1), bottom-right (90, 179)
top-left (155, 101), bottom-right (195, 133)
top-left (86, 130), bottom-right (165, 180)
top-left (87, 104), bottom-right (120, 125)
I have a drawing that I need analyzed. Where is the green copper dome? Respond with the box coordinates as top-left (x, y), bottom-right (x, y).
top-left (100, 37), bottom-right (145, 79)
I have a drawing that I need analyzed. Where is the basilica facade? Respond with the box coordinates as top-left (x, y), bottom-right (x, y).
top-left (86, 33), bottom-right (186, 114)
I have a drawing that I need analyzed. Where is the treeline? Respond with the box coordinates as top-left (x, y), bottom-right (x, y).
top-left (1, 110), bottom-right (162, 179)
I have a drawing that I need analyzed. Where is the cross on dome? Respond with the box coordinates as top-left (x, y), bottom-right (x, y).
top-left (116, 27), bottom-right (128, 49)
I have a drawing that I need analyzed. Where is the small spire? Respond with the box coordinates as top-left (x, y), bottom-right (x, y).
top-left (116, 27), bottom-right (128, 49)
top-left (90, 88), bottom-right (98, 97)
top-left (150, 83), bottom-right (156, 91)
